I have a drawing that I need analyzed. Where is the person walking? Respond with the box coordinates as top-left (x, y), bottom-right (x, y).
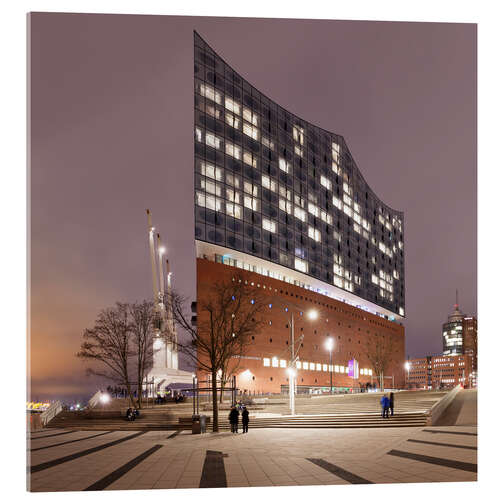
top-left (229, 406), bottom-right (239, 433)
top-left (241, 407), bottom-right (249, 433)
top-left (389, 392), bottom-right (394, 416)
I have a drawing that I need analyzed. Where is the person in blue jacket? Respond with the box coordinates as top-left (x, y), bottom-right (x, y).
top-left (380, 394), bottom-right (390, 418)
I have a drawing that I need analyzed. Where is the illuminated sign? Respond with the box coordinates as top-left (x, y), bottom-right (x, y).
top-left (348, 359), bottom-right (359, 379)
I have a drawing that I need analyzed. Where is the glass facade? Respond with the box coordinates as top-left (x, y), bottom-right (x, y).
top-left (193, 31), bottom-right (405, 316)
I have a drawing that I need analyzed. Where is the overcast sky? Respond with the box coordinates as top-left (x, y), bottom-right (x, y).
top-left (29, 13), bottom-right (476, 402)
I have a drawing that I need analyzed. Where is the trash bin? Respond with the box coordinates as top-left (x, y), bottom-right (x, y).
top-left (192, 414), bottom-right (201, 434)
top-left (199, 414), bottom-right (207, 433)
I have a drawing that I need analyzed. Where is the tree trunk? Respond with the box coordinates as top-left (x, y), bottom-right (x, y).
top-left (219, 378), bottom-right (225, 403)
top-left (380, 372), bottom-right (384, 391)
top-left (211, 369), bottom-right (219, 432)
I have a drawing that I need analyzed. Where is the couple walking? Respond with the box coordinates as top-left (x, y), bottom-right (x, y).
top-left (229, 405), bottom-right (249, 433)
top-left (380, 392), bottom-right (394, 418)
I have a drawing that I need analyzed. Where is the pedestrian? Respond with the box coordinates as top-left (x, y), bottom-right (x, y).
top-left (229, 406), bottom-right (239, 433)
top-left (389, 392), bottom-right (394, 416)
top-left (242, 407), bottom-right (249, 433)
top-left (380, 394), bottom-right (390, 418)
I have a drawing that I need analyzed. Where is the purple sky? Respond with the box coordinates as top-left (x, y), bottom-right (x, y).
top-left (29, 13), bottom-right (476, 402)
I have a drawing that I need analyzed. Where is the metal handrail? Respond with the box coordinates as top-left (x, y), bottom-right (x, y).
top-left (40, 400), bottom-right (63, 426)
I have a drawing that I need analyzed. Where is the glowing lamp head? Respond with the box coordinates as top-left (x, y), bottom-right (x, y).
top-left (325, 337), bottom-right (334, 351)
top-left (159, 247), bottom-right (166, 255)
top-left (308, 309), bottom-right (319, 320)
top-left (286, 367), bottom-right (297, 378)
top-left (405, 361), bottom-right (410, 371)
top-left (100, 393), bottom-right (111, 404)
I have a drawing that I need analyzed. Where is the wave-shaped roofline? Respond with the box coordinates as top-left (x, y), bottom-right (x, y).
top-left (194, 30), bottom-right (404, 219)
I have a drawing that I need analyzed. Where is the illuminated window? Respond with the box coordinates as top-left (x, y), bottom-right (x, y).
top-left (322, 364), bottom-right (328, 372)
top-left (225, 141), bottom-right (241, 159)
top-left (302, 362), bottom-right (309, 370)
top-left (225, 112), bottom-right (240, 128)
top-left (225, 97), bottom-right (240, 114)
top-left (321, 210), bottom-right (332, 224)
top-left (205, 194), bottom-right (222, 212)
top-left (294, 206), bottom-right (306, 222)
top-left (332, 196), bottom-right (343, 210)
top-left (262, 136), bottom-right (274, 150)
top-left (226, 173), bottom-right (241, 189)
top-left (340, 366), bottom-right (345, 373)
top-left (279, 198), bottom-right (293, 214)
top-left (262, 218), bottom-right (276, 233)
top-left (198, 83), bottom-right (222, 104)
top-left (205, 105), bottom-right (221, 119)
top-left (243, 122), bottom-right (259, 140)
top-left (201, 179), bottom-right (221, 197)
top-left (226, 202), bottom-right (242, 219)
top-left (293, 125), bottom-right (304, 145)
top-left (279, 185), bottom-right (292, 200)
top-left (332, 142), bottom-right (340, 164)
top-left (320, 176), bottom-right (332, 190)
top-left (262, 175), bottom-right (277, 192)
top-left (242, 107), bottom-right (258, 126)
top-left (294, 145), bottom-right (303, 157)
top-left (243, 151), bottom-right (257, 168)
top-left (263, 358), bottom-right (270, 367)
top-left (308, 203), bottom-right (319, 217)
top-left (279, 157), bottom-right (291, 173)
top-left (296, 361), bottom-right (302, 369)
top-left (272, 357), bottom-right (279, 367)
top-left (200, 161), bottom-right (223, 181)
top-left (244, 195), bottom-right (259, 211)
top-left (334, 365), bottom-right (340, 373)
top-left (195, 127), bottom-right (203, 142)
top-left (279, 359), bottom-right (287, 368)
top-left (295, 258), bottom-right (307, 273)
top-left (308, 226), bottom-right (321, 242)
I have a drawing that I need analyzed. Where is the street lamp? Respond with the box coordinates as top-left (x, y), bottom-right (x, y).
top-left (404, 361), bottom-right (410, 389)
top-left (325, 337), bottom-right (334, 394)
top-left (282, 304), bottom-right (318, 416)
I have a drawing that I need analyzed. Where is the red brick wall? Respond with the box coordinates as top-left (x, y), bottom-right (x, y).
top-left (196, 258), bottom-right (405, 394)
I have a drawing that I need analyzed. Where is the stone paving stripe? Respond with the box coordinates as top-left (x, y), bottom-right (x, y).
top-left (199, 450), bottom-right (227, 488)
top-left (30, 431), bottom-right (76, 441)
top-left (307, 458), bottom-right (373, 484)
top-left (167, 430), bottom-right (181, 439)
top-left (387, 449), bottom-right (477, 472)
top-left (29, 431), bottom-right (147, 474)
top-left (422, 429), bottom-right (477, 436)
top-left (407, 438), bottom-right (477, 450)
top-left (84, 445), bottom-right (163, 491)
top-left (29, 431), bottom-right (116, 452)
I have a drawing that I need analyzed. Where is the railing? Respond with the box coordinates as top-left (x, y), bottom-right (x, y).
top-left (40, 400), bottom-right (63, 426)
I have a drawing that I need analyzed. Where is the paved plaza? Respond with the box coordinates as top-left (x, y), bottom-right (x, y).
top-left (27, 390), bottom-right (477, 492)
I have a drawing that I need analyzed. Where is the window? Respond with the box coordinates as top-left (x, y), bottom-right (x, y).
top-left (262, 136), bottom-right (274, 150)
top-left (332, 196), bottom-right (343, 210)
top-left (294, 206), bottom-right (306, 222)
top-left (195, 127), bottom-right (203, 143)
top-left (226, 202), bottom-right (242, 219)
top-left (262, 175), bottom-right (277, 192)
top-left (320, 176), bottom-right (332, 190)
top-left (279, 157), bottom-right (291, 173)
top-left (271, 357), bottom-right (279, 367)
top-left (205, 105), bottom-right (221, 119)
top-left (198, 82), bottom-right (221, 104)
top-left (279, 198), bottom-right (292, 214)
top-left (321, 210), bottom-right (332, 225)
top-left (225, 112), bottom-right (240, 128)
top-left (323, 364), bottom-right (328, 372)
top-left (293, 125), bottom-right (304, 145)
top-left (242, 107), bottom-right (258, 126)
top-left (332, 142), bottom-right (340, 164)
top-left (201, 179), bottom-right (221, 196)
top-left (225, 141), bottom-right (241, 159)
top-left (244, 195), bottom-right (259, 211)
top-left (302, 362), bottom-right (309, 370)
top-left (200, 161), bottom-right (222, 181)
top-left (279, 359), bottom-right (287, 368)
top-left (205, 194), bottom-right (222, 212)
top-left (225, 97), bottom-right (240, 114)
top-left (296, 361), bottom-right (302, 369)
top-left (263, 358), bottom-right (270, 367)
top-left (226, 188), bottom-right (240, 204)
top-left (308, 226), bottom-right (321, 242)
top-left (243, 122), bottom-right (259, 140)
top-left (295, 257), bottom-right (308, 273)
top-left (243, 151), bottom-right (257, 168)
top-left (262, 218), bottom-right (276, 233)
top-left (308, 203), bottom-right (319, 217)
top-left (279, 185), bottom-right (292, 200)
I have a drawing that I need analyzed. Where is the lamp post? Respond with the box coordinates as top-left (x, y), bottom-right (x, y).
top-left (404, 361), bottom-right (410, 389)
top-left (282, 304), bottom-right (318, 416)
top-left (325, 337), bottom-right (334, 394)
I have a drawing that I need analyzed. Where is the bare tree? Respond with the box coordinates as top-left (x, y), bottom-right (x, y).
top-left (168, 272), bottom-right (267, 432)
top-left (363, 334), bottom-right (395, 391)
top-left (77, 303), bottom-right (136, 408)
top-left (129, 301), bottom-right (156, 409)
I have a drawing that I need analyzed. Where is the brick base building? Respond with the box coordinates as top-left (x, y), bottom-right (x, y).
top-left (196, 258), bottom-right (405, 394)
